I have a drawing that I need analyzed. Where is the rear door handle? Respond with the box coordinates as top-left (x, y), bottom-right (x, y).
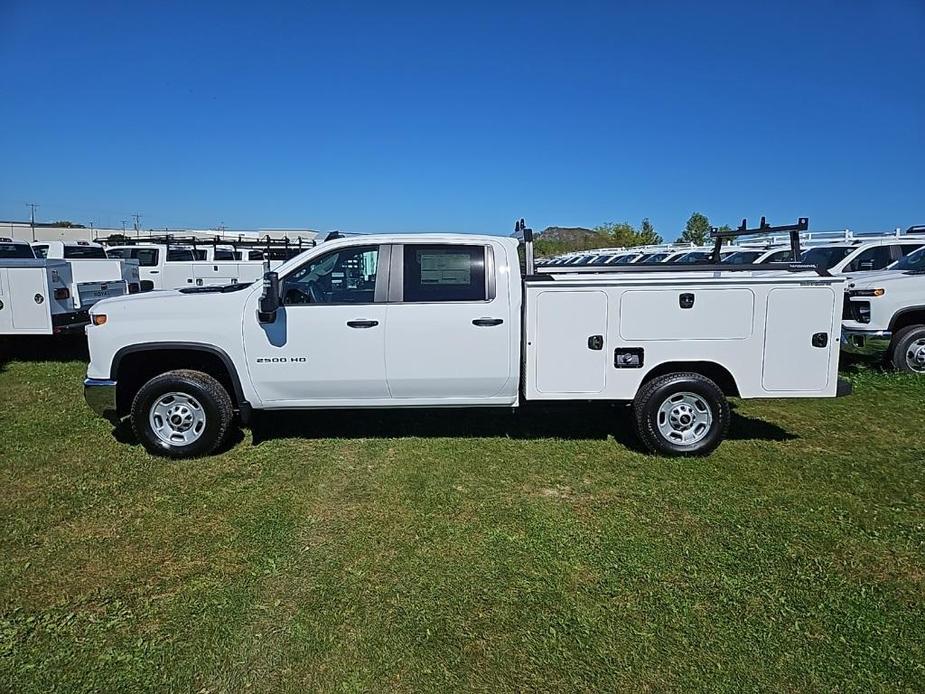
top-left (347, 319), bottom-right (379, 329)
top-left (472, 318), bottom-right (503, 327)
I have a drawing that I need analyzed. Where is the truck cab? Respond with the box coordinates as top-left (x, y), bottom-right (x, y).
top-left (801, 238), bottom-right (925, 276)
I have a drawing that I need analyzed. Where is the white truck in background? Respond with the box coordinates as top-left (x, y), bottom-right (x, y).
top-left (0, 238), bottom-right (89, 335)
top-left (31, 240), bottom-right (140, 308)
top-left (104, 244), bottom-right (276, 291)
top-left (841, 246), bottom-right (925, 373)
top-left (84, 218), bottom-right (850, 459)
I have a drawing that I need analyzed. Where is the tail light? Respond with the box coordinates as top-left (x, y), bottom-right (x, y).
top-left (129, 283), bottom-right (140, 294)
top-left (54, 288), bottom-right (70, 300)
top-left (92, 314), bottom-right (107, 326)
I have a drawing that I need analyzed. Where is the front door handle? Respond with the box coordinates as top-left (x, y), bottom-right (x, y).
top-left (347, 319), bottom-right (379, 329)
top-left (472, 318), bottom-right (504, 327)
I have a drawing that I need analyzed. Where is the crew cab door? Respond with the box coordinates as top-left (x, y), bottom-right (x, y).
top-left (384, 243), bottom-right (515, 402)
top-left (243, 244), bottom-right (390, 404)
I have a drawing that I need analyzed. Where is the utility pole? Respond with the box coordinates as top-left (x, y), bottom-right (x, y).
top-left (27, 203), bottom-right (39, 241)
top-left (132, 213), bottom-right (142, 238)
top-left (121, 220), bottom-right (127, 235)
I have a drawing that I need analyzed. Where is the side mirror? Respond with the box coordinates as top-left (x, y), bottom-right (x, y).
top-left (258, 271), bottom-right (280, 322)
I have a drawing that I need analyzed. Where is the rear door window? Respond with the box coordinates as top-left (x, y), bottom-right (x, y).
top-left (846, 246), bottom-right (893, 273)
top-left (402, 245), bottom-right (487, 302)
top-left (167, 249), bottom-right (195, 262)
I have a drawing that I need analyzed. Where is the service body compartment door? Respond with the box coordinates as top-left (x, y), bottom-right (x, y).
top-left (0, 269), bottom-right (12, 333)
top-left (192, 263), bottom-right (239, 287)
top-left (533, 290), bottom-right (608, 394)
top-left (620, 288), bottom-right (754, 340)
top-left (762, 286), bottom-right (836, 392)
top-left (8, 268), bottom-right (52, 332)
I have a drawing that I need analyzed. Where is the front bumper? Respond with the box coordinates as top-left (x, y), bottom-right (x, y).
top-left (84, 378), bottom-right (118, 421)
top-left (840, 328), bottom-right (892, 356)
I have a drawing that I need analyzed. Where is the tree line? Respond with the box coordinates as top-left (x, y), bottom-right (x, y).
top-left (533, 212), bottom-right (730, 257)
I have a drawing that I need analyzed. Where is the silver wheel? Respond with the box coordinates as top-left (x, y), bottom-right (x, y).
top-left (905, 337), bottom-right (925, 373)
top-left (149, 391), bottom-right (207, 446)
top-left (656, 391), bottom-right (713, 447)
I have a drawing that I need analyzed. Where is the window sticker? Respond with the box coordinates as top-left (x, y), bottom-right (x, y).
top-left (418, 251), bottom-right (471, 285)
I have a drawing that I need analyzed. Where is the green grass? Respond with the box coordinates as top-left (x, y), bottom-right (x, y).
top-left (1, 342), bottom-right (923, 692)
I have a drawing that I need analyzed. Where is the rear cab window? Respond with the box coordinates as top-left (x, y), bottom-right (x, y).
top-left (401, 244), bottom-right (488, 302)
top-left (63, 246), bottom-right (107, 259)
top-left (0, 243), bottom-right (35, 259)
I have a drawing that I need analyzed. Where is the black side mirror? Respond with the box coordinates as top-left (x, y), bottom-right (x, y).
top-left (258, 271), bottom-right (280, 322)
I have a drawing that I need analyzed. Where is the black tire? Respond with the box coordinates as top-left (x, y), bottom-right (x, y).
top-left (633, 372), bottom-right (730, 456)
top-left (890, 325), bottom-right (925, 374)
top-left (131, 369), bottom-right (234, 458)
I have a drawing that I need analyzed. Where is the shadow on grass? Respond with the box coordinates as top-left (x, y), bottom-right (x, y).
top-left (0, 335), bottom-right (89, 372)
top-left (112, 419), bottom-right (246, 454)
top-left (247, 401), bottom-right (796, 449)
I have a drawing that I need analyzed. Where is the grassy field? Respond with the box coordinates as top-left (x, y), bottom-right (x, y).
top-left (1, 339), bottom-right (923, 692)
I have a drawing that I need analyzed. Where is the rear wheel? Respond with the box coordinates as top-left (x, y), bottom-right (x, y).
top-left (633, 372), bottom-right (729, 456)
top-left (131, 369), bottom-right (233, 458)
top-left (891, 325), bottom-right (925, 374)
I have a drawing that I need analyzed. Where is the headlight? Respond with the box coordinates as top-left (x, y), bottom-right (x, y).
top-left (91, 314), bottom-right (108, 326)
top-left (849, 288), bottom-right (885, 297)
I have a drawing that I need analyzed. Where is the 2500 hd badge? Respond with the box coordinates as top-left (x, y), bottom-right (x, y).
top-left (255, 357), bottom-right (308, 364)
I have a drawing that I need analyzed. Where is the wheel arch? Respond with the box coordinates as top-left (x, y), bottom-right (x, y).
top-left (889, 306), bottom-right (925, 334)
top-left (112, 342), bottom-right (248, 417)
top-left (639, 360), bottom-right (740, 397)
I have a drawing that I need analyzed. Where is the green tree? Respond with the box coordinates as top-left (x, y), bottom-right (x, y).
top-left (677, 212), bottom-right (711, 245)
top-left (638, 218), bottom-right (662, 245)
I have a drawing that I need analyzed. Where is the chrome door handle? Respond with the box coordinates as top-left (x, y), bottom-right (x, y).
top-left (347, 320), bottom-right (379, 329)
top-left (472, 318), bottom-right (503, 327)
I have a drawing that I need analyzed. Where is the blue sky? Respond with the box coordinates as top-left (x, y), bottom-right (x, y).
top-left (1, 1), bottom-right (923, 237)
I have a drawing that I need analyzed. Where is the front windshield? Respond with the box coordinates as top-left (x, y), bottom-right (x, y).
top-left (801, 246), bottom-right (853, 270)
top-left (721, 251), bottom-right (762, 265)
top-left (893, 246), bottom-right (925, 271)
top-left (639, 253), bottom-right (668, 263)
top-left (612, 254), bottom-right (639, 265)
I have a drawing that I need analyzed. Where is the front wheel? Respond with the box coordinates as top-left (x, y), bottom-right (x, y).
top-left (633, 373), bottom-right (730, 456)
top-left (891, 325), bottom-right (925, 374)
top-left (131, 369), bottom-right (234, 458)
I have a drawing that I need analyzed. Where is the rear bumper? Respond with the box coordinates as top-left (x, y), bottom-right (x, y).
top-left (84, 378), bottom-right (118, 421)
top-left (840, 328), bottom-right (891, 356)
top-left (52, 310), bottom-right (90, 333)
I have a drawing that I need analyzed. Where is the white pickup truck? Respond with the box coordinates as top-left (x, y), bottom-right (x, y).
top-left (841, 246), bottom-right (925, 373)
top-left (0, 238), bottom-right (89, 335)
top-left (105, 243), bottom-right (273, 291)
top-left (83, 221), bottom-right (850, 458)
top-left (31, 240), bottom-right (140, 308)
